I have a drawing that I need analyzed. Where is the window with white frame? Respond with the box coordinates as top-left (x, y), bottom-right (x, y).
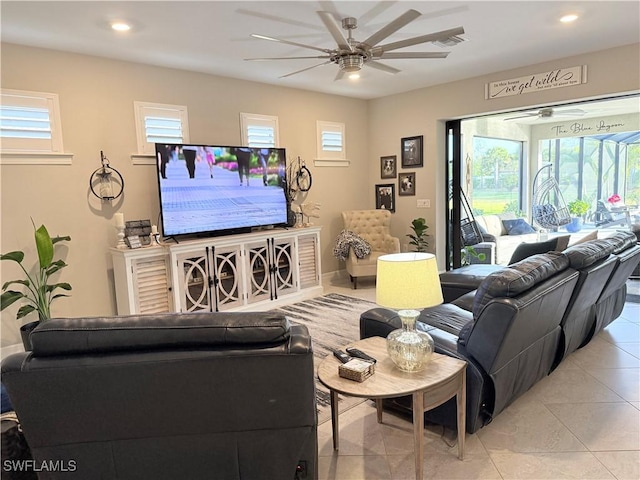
top-left (316, 120), bottom-right (346, 161)
top-left (0, 89), bottom-right (64, 154)
top-left (240, 113), bottom-right (279, 147)
top-left (134, 101), bottom-right (189, 155)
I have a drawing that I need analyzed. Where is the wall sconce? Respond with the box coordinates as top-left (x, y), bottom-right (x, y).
top-left (90, 151), bottom-right (124, 201)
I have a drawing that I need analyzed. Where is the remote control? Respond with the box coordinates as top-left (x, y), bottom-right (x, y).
top-left (332, 349), bottom-right (352, 364)
top-left (346, 347), bottom-right (377, 364)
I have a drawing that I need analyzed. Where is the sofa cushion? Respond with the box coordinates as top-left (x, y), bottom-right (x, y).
top-left (473, 251), bottom-right (569, 316)
top-left (29, 312), bottom-right (291, 357)
top-left (564, 239), bottom-right (615, 269)
top-left (555, 235), bottom-right (571, 251)
top-left (604, 230), bottom-right (637, 254)
top-left (508, 237), bottom-right (559, 264)
top-left (568, 229), bottom-right (598, 246)
top-left (477, 215), bottom-right (505, 237)
top-left (503, 218), bottom-right (536, 235)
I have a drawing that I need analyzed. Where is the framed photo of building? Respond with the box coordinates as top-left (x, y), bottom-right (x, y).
top-left (375, 184), bottom-right (395, 213)
top-left (398, 172), bottom-right (416, 196)
top-left (401, 135), bottom-right (423, 168)
top-left (380, 155), bottom-right (397, 179)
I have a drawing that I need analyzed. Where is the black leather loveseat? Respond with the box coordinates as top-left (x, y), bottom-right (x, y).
top-left (2, 312), bottom-right (317, 480)
top-left (359, 231), bottom-right (640, 434)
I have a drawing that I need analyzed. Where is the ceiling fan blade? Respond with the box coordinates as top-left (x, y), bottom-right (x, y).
top-left (358, 1), bottom-right (397, 27)
top-left (245, 56), bottom-right (332, 61)
top-left (237, 9), bottom-right (325, 31)
top-left (250, 33), bottom-right (332, 54)
top-left (365, 61), bottom-right (401, 75)
top-left (375, 26), bottom-right (465, 53)
top-left (317, 11), bottom-right (352, 51)
top-left (503, 113), bottom-right (537, 121)
top-left (375, 51), bottom-right (449, 59)
top-left (554, 108), bottom-right (586, 116)
top-left (279, 61), bottom-right (333, 78)
top-left (334, 69), bottom-right (346, 81)
top-left (361, 9), bottom-right (421, 47)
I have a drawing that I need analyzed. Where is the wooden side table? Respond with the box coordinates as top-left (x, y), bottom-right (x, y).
top-left (317, 336), bottom-right (466, 480)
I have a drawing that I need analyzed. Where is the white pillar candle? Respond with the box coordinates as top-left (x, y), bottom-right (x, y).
top-left (151, 225), bottom-right (158, 235)
top-left (114, 212), bottom-right (125, 228)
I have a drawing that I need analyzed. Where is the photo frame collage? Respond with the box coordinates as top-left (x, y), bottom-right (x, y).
top-left (376, 135), bottom-right (423, 211)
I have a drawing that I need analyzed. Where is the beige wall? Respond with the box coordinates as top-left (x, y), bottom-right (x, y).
top-left (1, 42), bottom-right (639, 347)
top-left (0, 43), bottom-right (371, 346)
top-left (368, 43), bottom-right (640, 268)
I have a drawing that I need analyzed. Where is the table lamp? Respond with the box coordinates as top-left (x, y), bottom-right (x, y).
top-left (376, 252), bottom-right (443, 372)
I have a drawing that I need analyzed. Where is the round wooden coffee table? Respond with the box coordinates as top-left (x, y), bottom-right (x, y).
top-left (317, 336), bottom-right (466, 480)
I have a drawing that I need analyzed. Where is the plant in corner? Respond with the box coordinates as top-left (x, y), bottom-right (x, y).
top-left (566, 199), bottom-right (590, 233)
top-left (407, 218), bottom-right (429, 252)
top-left (1, 222), bottom-right (71, 324)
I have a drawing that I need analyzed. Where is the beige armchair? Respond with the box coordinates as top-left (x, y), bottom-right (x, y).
top-left (342, 209), bottom-right (401, 288)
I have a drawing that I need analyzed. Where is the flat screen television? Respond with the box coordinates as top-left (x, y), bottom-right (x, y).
top-left (155, 143), bottom-right (289, 237)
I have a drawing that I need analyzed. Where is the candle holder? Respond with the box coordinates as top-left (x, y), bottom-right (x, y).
top-left (115, 225), bottom-right (127, 249)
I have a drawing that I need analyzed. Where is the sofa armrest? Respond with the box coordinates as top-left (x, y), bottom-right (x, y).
top-left (384, 234), bottom-right (401, 253)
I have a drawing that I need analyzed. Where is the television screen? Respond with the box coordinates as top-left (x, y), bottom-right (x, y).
top-left (155, 144), bottom-right (288, 237)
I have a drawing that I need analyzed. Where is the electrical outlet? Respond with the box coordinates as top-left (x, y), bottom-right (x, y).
top-left (417, 199), bottom-right (430, 208)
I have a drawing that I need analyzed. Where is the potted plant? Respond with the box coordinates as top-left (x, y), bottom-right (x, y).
top-left (566, 199), bottom-right (590, 233)
top-left (407, 218), bottom-right (429, 252)
top-left (1, 222), bottom-right (71, 349)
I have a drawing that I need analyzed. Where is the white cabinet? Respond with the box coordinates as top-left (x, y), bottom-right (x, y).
top-left (112, 227), bottom-right (322, 315)
top-left (111, 247), bottom-right (173, 315)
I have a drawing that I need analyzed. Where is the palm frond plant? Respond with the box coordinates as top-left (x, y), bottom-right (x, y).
top-left (1, 222), bottom-right (71, 322)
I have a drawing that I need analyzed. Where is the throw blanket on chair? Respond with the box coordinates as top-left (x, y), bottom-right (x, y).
top-left (333, 230), bottom-right (372, 261)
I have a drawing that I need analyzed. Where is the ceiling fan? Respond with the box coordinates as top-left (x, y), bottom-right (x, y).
top-left (504, 107), bottom-right (587, 121)
top-left (245, 9), bottom-right (465, 80)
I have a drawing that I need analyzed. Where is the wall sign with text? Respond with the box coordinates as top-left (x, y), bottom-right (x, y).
top-left (486, 66), bottom-right (587, 99)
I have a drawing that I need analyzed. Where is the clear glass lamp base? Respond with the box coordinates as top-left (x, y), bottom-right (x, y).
top-left (386, 309), bottom-right (434, 372)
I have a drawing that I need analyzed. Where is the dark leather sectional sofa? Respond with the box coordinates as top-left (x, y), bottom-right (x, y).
top-left (2, 312), bottom-right (317, 480)
top-left (360, 230), bottom-right (640, 434)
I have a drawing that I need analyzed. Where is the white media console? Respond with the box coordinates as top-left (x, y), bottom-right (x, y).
top-left (111, 226), bottom-right (322, 315)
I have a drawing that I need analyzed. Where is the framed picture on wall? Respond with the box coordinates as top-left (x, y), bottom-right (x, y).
top-left (401, 135), bottom-right (423, 168)
top-left (380, 155), bottom-right (397, 179)
top-left (398, 172), bottom-right (416, 196)
top-left (375, 184), bottom-right (395, 213)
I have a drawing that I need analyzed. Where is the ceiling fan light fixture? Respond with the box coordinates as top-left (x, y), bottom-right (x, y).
top-left (560, 14), bottom-right (579, 23)
top-left (338, 54), bottom-right (364, 72)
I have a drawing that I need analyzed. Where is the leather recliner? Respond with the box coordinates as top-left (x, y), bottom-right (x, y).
top-left (1, 312), bottom-right (317, 480)
top-left (360, 252), bottom-right (579, 433)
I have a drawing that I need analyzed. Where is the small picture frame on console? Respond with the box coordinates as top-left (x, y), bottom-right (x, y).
top-left (380, 155), bottom-right (397, 179)
top-left (398, 172), bottom-right (416, 196)
top-left (375, 184), bottom-right (395, 213)
top-left (401, 135), bottom-right (423, 168)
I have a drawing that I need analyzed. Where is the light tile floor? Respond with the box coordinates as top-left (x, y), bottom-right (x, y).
top-left (320, 275), bottom-right (640, 480)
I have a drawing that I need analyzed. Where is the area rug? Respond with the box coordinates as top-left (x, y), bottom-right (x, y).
top-left (271, 293), bottom-right (378, 424)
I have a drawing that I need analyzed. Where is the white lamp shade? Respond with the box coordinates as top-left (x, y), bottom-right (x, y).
top-left (376, 252), bottom-right (443, 309)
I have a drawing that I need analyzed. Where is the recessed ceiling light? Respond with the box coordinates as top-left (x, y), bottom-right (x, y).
top-left (111, 22), bottom-right (131, 32)
top-left (560, 14), bottom-right (578, 23)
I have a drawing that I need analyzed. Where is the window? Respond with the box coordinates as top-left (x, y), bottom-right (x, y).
top-left (134, 101), bottom-right (189, 156)
top-left (1, 89), bottom-right (65, 160)
top-left (240, 113), bottom-right (279, 147)
top-left (316, 121), bottom-right (346, 162)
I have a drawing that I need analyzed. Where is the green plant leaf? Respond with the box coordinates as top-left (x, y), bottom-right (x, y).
top-left (2, 279), bottom-right (30, 291)
top-left (0, 251), bottom-right (25, 263)
top-left (35, 224), bottom-right (54, 269)
top-left (1, 290), bottom-right (27, 310)
top-left (16, 304), bottom-right (36, 319)
top-left (45, 260), bottom-right (68, 276)
top-left (51, 235), bottom-right (71, 245)
top-left (46, 282), bottom-right (72, 293)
